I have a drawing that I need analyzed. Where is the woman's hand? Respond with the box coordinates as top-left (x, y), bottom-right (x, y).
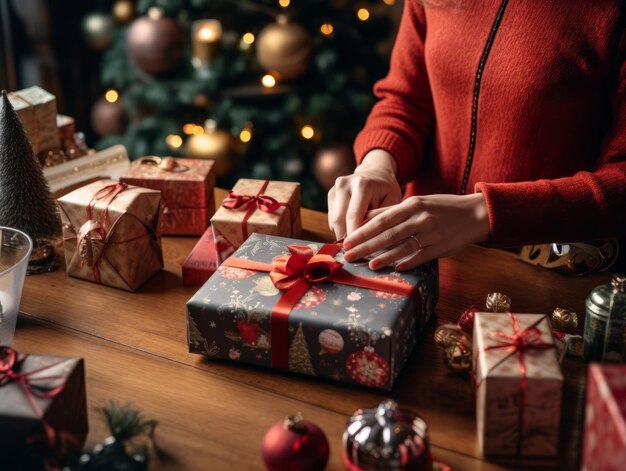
top-left (343, 193), bottom-right (490, 271)
top-left (327, 150), bottom-right (402, 240)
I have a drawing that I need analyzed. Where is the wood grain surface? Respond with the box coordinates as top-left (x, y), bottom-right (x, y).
top-left (14, 188), bottom-right (609, 470)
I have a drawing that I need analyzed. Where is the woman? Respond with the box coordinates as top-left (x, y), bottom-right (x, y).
top-left (329, 0), bottom-right (626, 271)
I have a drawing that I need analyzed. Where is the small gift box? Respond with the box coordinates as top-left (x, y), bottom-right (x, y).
top-left (581, 364), bottom-right (626, 471)
top-left (473, 312), bottom-right (563, 457)
top-left (186, 233), bottom-right (438, 390)
top-left (120, 156), bottom-right (216, 235)
top-left (57, 179), bottom-right (163, 291)
top-left (211, 179), bottom-right (302, 264)
top-left (0, 347), bottom-right (88, 469)
top-left (8, 86), bottom-right (60, 157)
top-left (182, 226), bottom-right (218, 287)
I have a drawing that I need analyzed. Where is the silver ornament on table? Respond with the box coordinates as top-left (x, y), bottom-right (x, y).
top-left (343, 399), bottom-right (432, 471)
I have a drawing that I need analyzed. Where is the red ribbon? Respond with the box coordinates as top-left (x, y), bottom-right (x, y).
top-left (222, 243), bottom-right (415, 370)
top-left (86, 182), bottom-right (129, 229)
top-left (476, 313), bottom-right (555, 455)
top-left (221, 180), bottom-right (293, 240)
top-left (0, 347), bottom-right (67, 450)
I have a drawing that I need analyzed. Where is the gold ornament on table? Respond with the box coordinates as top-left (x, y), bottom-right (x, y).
top-left (256, 15), bottom-right (313, 81)
top-left (186, 119), bottom-right (236, 176)
top-left (191, 19), bottom-right (222, 65)
top-left (113, 0), bottom-right (134, 24)
top-left (313, 145), bottom-right (356, 191)
top-left (485, 292), bottom-right (511, 313)
top-left (551, 307), bottom-right (579, 331)
top-left (127, 7), bottom-right (184, 75)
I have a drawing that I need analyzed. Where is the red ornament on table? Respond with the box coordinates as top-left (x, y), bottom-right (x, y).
top-left (262, 414), bottom-right (329, 471)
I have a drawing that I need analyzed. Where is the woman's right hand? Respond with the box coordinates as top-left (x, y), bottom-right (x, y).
top-left (327, 149), bottom-right (402, 240)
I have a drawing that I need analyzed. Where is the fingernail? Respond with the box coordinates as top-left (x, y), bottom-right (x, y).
top-left (370, 261), bottom-right (378, 270)
top-left (343, 240), bottom-right (352, 250)
top-left (344, 250), bottom-right (355, 261)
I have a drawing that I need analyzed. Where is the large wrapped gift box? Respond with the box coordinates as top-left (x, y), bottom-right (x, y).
top-left (0, 348), bottom-right (88, 469)
top-left (182, 226), bottom-right (218, 287)
top-left (473, 312), bottom-right (563, 457)
top-left (211, 179), bottom-right (302, 264)
top-left (120, 157), bottom-right (216, 235)
top-left (8, 86), bottom-right (60, 157)
top-left (58, 179), bottom-right (163, 291)
top-left (186, 233), bottom-right (438, 390)
top-left (581, 364), bottom-right (626, 471)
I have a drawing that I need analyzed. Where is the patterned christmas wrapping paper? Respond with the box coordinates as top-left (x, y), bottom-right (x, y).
top-left (8, 86), bottom-right (60, 156)
top-left (581, 364), bottom-right (626, 471)
top-left (0, 351), bottom-right (88, 468)
top-left (182, 226), bottom-right (218, 287)
top-left (120, 158), bottom-right (216, 235)
top-left (473, 312), bottom-right (563, 457)
top-left (58, 179), bottom-right (163, 292)
top-left (211, 179), bottom-right (302, 264)
top-left (186, 233), bottom-right (438, 390)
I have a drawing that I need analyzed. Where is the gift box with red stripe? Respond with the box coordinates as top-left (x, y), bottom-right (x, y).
top-left (186, 233), bottom-right (438, 390)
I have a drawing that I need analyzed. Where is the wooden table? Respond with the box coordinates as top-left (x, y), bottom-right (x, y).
top-left (15, 189), bottom-right (608, 470)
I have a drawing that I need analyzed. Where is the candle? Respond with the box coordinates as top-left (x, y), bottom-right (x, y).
top-left (192, 19), bottom-right (222, 63)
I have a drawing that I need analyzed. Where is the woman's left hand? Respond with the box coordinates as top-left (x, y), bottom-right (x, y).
top-left (342, 193), bottom-right (490, 271)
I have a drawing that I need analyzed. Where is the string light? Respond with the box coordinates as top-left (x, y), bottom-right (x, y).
top-left (301, 125), bottom-right (315, 140)
top-left (357, 8), bottom-right (370, 21)
top-left (383, 0), bottom-right (395, 5)
top-left (166, 134), bottom-right (183, 149)
top-left (279, 0), bottom-right (290, 7)
top-left (242, 32), bottom-right (255, 44)
top-left (320, 24), bottom-right (334, 36)
top-left (239, 127), bottom-right (252, 143)
top-left (183, 123), bottom-right (196, 135)
top-left (104, 89), bottom-right (119, 103)
top-left (261, 74), bottom-right (277, 88)
top-left (192, 125), bottom-right (205, 136)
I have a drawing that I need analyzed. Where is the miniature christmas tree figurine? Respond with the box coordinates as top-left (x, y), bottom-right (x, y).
top-left (0, 90), bottom-right (61, 274)
top-left (289, 322), bottom-right (315, 376)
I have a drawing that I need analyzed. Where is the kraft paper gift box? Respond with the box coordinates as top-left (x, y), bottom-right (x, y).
top-left (186, 233), bottom-right (438, 390)
top-left (57, 179), bottom-right (163, 291)
top-left (8, 86), bottom-right (60, 157)
top-left (182, 226), bottom-right (218, 287)
top-left (0, 348), bottom-right (88, 469)
top-left (581, 364), bottom-right (626, 471)
top-left (473, 312), bottom-right (563, 457)
top-left (211, 179), bottom-right (302, 264)
top-left (120, 157), bottom-right (216, 235)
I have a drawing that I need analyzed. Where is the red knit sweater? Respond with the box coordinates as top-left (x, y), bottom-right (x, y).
top-left (354, 0), bottom-right (626, 248)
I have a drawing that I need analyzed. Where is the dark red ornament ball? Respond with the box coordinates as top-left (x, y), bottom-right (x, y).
top-left (262, 415), bottom-right (329, 471)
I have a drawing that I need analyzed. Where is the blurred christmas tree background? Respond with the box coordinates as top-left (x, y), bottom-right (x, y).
top-left (83, 0), bottom-right (397, 209)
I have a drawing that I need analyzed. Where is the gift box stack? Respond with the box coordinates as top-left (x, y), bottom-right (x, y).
top-left (186, 233), bottom-right (438, 390)
top-left (0, 347), bottom-right (88, 468)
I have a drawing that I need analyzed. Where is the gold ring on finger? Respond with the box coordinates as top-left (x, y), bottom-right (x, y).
top-left (409, 234), bottom-right (423, 254)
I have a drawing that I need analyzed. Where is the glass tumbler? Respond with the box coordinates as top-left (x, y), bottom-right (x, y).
top-left (0, 227), bottom-right (33, 345)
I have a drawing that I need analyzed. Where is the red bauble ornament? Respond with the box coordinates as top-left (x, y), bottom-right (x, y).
top-left (237, 320), bottom-right (259, 345)
top-left (313, 145), bottom-right (356, 191)
top-left (126, 8), bottom-right (183, 75)
top-left (90, 96), bottom-right (127, 137)
top-left (262, 415), bottom-right (329, 471)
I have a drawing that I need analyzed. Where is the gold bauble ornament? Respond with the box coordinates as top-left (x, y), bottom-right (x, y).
top-left (82, 12), bottom-right (114, 51)
top-left (313, 145), bottom-right (356, 191)
top-left (485, 292), bottom-right (511, 312)
top-left (551, 307), bottom-right (579, 331)
top-left (256, 15), bottom-right (313, 81)
top-left (90, 96), bottom-right (127, 137)
top-left (186, 120), bottom-right (236, 176)
top-left (113, 0), bottom-right (135, 24)
top-left (444, 342), bottom-right (472, 374)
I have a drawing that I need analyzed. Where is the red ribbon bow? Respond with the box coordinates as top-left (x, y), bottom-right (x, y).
top-left (0, 347), bottom-right (67, 449)
top-left (223, 243), bottom-right (415, 370)
top-left (479, 313), bottom-right (555, 455)
top-left (86, 182), bottom-right (128, 229)
top-left (221, 180), bottom-right (293, 240)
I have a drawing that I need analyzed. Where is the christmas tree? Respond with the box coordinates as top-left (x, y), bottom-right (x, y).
top-left (289, 322), bottom-right (315, 375)
top-left (84, 0), bottom-right (394, 209)
top-left (0, 90), bottom-right (61, 272)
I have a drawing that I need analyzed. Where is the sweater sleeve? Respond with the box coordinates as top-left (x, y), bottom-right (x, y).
top-left (353, 1), bottom-right (434, 185)
top-left (475, 31), bottom-right (626, 248)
